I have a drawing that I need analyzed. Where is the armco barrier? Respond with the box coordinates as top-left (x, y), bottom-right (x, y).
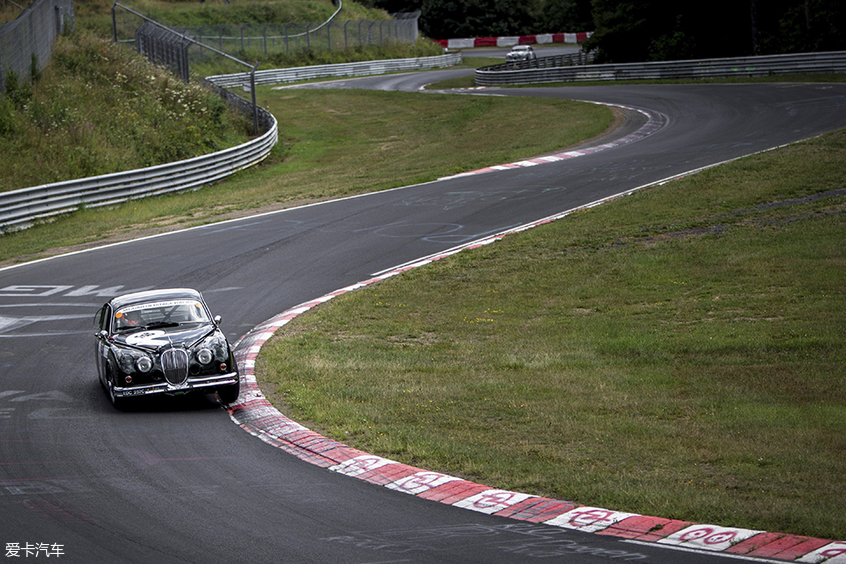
top-left (476, 50), bottom-right (846, 86)
top-left (0, 108), bottom-right (277, 233)
top-left (206, 52), bottom-right (462, 88)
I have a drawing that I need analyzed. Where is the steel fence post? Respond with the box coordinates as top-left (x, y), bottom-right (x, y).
top-left (284, 23), bottom-right (291, 55)
top-left (251, 62), bottom-right (259, 135)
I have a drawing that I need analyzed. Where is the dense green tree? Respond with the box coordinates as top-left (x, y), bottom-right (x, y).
top-left (583, 0), bottom-right (753, 63)
top-left (759, 0), bottom-right (845, 53)
top-left (359, 0), bottom-right (842, 53)
top-left (420, 0), bottom-right (537, 38)
top-left (584, 0), bottom-right (844, 63)
top-left (533, 0), bottom-right (594, 33)
top-left (358, 0), bottom-right (594, 39)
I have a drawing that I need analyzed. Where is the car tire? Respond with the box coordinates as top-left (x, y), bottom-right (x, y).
top-left (216, 378), bottom-right (240, 405)
top-left (106, 374), bottom-right (128, 410)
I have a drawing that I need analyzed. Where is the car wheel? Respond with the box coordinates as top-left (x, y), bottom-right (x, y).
top-left (106, 375), bottom-right (128, 410)
top-left (216, 378), bottom-right (240, 405)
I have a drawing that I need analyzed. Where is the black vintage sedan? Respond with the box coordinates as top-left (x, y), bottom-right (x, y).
top-left (94, 288), bottom-right (240, 409)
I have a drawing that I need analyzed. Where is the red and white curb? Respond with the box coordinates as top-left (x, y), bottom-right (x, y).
top-left (223, 117), bottom-right (845, 563)
top-left (437, 102), bottom-right (666, 181)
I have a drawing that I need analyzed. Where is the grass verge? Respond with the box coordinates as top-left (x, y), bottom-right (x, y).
top-left (257, 130), bottom-right (846, 540)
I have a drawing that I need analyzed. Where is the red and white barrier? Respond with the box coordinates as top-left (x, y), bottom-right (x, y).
top-left (434, 32), bottom-right (590, 49)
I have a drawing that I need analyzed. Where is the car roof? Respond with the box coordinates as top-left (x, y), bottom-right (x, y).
top-left (108, 288), bottom-right (204, 310)
top-left (512, 45), bottom-right (531, 50)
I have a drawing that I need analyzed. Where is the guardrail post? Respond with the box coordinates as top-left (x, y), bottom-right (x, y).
top-left (251, 62), bottom-right (259, 135)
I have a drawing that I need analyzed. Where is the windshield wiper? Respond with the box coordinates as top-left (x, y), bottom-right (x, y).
top-left (115, 325), bottom-right (148, 333)
top-left (145, 321), bottom-right (181, 329)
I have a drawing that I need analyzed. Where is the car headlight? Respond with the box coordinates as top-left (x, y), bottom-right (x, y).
top-left (118, 351), bottom-right (135, 373)
top-left (198, 332), bottom-right (230, 363)
top-left (118, 349), bottom-right (152, 374)
top-left (136, 356), bottom-right (153, 373)
top-left (196, 348), bottom-right (214, 365)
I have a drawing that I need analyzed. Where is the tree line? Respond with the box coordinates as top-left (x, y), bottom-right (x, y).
top-left (358, 0), bottom-right (844, 62)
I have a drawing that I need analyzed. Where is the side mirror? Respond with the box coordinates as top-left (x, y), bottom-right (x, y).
top-left (214, 315), bottom-right (222, 326)
top-left (97, 330), bottom-right (108, 339)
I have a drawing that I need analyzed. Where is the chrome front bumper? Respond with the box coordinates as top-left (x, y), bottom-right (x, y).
top-left (113, 372), bottom-right (239, 398)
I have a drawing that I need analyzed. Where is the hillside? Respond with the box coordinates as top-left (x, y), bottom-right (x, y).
top-left (0, 32), bottom-right (253, 191)
top-left (76, 0), bottom-right (390, 38)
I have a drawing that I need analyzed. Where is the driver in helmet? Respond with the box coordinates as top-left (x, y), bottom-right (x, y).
top-left (117, 309), bottom-right (143, 329)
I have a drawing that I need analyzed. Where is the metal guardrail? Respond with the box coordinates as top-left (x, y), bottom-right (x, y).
top-left (497, 50), bottom-right (595, 70)
top-left (206, 52), bottom-right (462, 88)
top-left (476, 51), bottom-right (846, 86)
top-left (0, 108), bottom-right (277, 233)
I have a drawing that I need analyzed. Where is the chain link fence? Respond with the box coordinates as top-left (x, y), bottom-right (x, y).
top-left (114, 2), bottom-right (265, 137)
top-left (0, 0), bottom-right (73, 93)
top-left (174, 12), bottom-right (419, 58)
top-left (111, 3), bottom-right (418, 82)
top-left (134, 20), bottom-right (192, 83)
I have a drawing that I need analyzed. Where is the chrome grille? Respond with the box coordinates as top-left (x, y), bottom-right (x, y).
top-left (161, 348), bottom-right (189, 386)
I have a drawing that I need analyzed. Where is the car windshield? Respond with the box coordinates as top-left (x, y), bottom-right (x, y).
top-left (113, 300), bottom-right (210, 331)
